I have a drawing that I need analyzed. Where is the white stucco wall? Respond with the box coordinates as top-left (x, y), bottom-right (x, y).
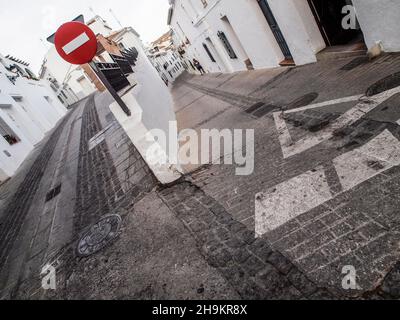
top-left (0, 58), bottom-right (67, 182)
top-left (40, 66), bottom-right (80, 107)
top-left (170, 0), bottom-right (400, 74)
top-left (88, 16), bottom-right (113, 37)
top-left (268, 0), bottom-right (325, 65)
top-left (353, 0), bottom-right (400, 52)
top-left (43, 47), bottom-right (95, 99)
top-left (115, 30), bottom-right (177, 144)
top-left (150, 50), bottom-right (185, 84)
top-left (109, 29), bottom-right (181, 183)
top-left (0, 106), bottom-right (34, 179)
top-left (169, 0), bottom-right (325, 73)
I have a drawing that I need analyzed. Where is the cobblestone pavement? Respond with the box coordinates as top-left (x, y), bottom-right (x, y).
top-left (0, 92), bottom-right (238, 300)
top-left (170, 53), bottom-right (400, 299)
top-left (2, 54), bottom-right (400, 300)
top-left (158, 182), bottom-right (334, 299)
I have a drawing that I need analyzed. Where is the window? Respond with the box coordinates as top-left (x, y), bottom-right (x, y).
top-left (12, 96), bottom-right (23, 102)
top-left (0, 116), bottom-right (20, 145)
top-left (44, 96), bottom-right (53, 105)
top-left (57, 95), bottom-right (64, 104)
top-left (9, 64), bottom-right (25, 77)
top-left (217, 31), bottom-right (237, 59)
top-left (25, 68), bottom-right (37, 80)
top-left (203, 43), bottom-right (216, 62)
top-left (6, 74), bottom-right (17, 85)
top-left (50, 84), bottom-right (58, 92)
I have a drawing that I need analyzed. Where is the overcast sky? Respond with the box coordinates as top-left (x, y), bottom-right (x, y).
top-left (0, 0), bottom-right (171, 73)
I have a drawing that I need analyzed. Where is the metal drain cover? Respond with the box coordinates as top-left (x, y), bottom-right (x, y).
top-left (77, 214), bottom-right (122, 257)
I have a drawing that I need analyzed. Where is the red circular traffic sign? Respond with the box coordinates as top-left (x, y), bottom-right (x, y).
top-left (54, 21), bottom-right (97, 65)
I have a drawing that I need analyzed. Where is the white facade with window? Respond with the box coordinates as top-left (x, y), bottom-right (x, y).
top-left (168, 0), bottom-right (400, 74)
top-left (41, 45), bottom-right (96, 101)
top-left (150, 50), bottom-right (185, 86)
top-left (147, 31), bottom-right (186, 86)
top-left (0, 53), bottom-right (67, 183)
top-left (39, 58), bottom-right (80, 107)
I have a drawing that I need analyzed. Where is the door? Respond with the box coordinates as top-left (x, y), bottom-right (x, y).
top-left (258, 0), bottom-right (293, 60)
top-left (308, 0), bottom-right (364, 46)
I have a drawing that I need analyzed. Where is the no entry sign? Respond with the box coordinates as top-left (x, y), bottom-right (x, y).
top-left (50, 17), bottom-right (130, 116)
top-left (54, 21), bottom-right (97, 65)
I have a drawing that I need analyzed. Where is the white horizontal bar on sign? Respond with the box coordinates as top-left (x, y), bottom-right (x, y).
top-left (62, 32), bottom-right (90, 55)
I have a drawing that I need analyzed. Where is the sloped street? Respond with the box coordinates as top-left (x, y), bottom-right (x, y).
top-left (1, 53), bottom-right (400, 300)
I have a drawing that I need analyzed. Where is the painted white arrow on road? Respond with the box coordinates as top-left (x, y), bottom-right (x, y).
top-left (256, 85), bottom-right (400, 237)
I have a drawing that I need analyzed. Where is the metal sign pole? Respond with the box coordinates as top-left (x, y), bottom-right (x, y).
top-left (88, 61), bottom-right (131, 116)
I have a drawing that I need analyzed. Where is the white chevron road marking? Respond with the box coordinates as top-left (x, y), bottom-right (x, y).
top-left (256, 128), bottom-right (400, 236)
top-left (274, 86), bottom-right (400, 159)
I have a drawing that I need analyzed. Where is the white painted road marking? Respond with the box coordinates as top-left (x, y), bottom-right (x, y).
top-left (273, 112), bottom-right (293, 155)
top-left (62, 32), bottom-right (90, 55)
top-left (284, 94), bottom-right (363, 114)
top-left (255, 167), bottom-right (332, 236)
top-left (274, 85), bottom-right (400, 159)
top-left (88, 122), bottom-right (116, 151)
top-left (334, 129), bottom-right (400, 191)
top-left (255, 130), bottom-right (400, 236)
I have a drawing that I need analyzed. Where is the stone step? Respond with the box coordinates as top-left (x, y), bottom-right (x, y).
top-left (317, 49), bottom-right (367, 62)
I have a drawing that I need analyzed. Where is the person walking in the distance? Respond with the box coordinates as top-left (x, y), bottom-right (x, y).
top-left (193, 58), bottom-right (205, 75)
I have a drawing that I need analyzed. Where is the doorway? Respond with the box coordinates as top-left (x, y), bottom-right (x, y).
top-left (308, 0), bottom-right (365, 47)
top-left (258, 0), bottom-right (294, 65)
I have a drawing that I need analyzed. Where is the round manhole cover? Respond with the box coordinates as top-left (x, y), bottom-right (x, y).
top-left (77, 214), bottom-right (122, 257)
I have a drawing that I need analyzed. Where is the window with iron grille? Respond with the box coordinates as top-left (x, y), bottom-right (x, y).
top-left (96, 62), bottom-right (130, 92)
top-left (203, 43), bottom-right (216, 62)
top-left (0, 116), bottom-right (20, 145)
top-left (110, 54), bottom-right (133, 76)
top-left (121, 47), bottom-right (139, 66)
top-left (217, 31), bottom-right (237, 59)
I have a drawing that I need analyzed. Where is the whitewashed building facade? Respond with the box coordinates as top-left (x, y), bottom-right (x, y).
top-left (147, 31), bottom-right (186, 86)
top-left (0, 54), bottom-right (67, 183)
top-left (168, 0), bottom-right (400, 73)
